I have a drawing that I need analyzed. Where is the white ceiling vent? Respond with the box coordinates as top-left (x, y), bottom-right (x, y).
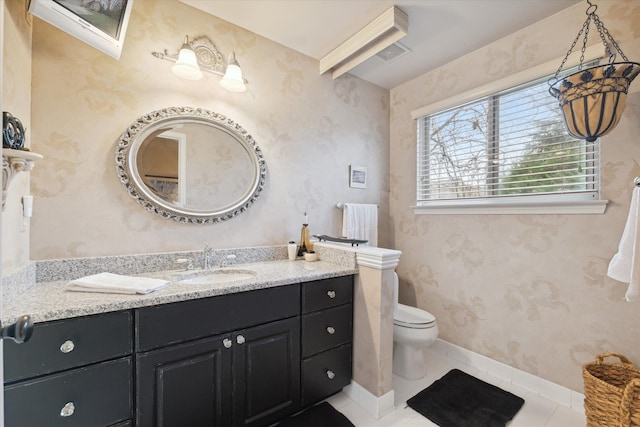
top-left (375, 42), bottom-right (410, 63)
top-left (319, 6), bottom-right (408, 79)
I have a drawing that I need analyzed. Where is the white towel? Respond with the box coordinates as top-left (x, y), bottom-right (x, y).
top-left (342, 203), bottom-right (378, 246)
top-left (608, 187), bottom-right (640, 301)
top-left (66, 272), bottom-right (170, 295)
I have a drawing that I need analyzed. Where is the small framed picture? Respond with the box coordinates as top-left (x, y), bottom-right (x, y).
top-left (349, 165), bottom-right (367, 189)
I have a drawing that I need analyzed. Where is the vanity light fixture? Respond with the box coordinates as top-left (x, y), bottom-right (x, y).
top-left (152, 35), bottom-right (247, 92)
top-left (171, 36), bottom-right (203, 80)
top-left (219, 52), bottom-right (246, 92)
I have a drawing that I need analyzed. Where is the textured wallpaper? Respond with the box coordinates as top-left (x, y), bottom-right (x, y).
top-left (28, 0), bottom-right (390, 260)
top-left (11, 0), bottom-right (640, 396)
top-left (2, 0), bottom-right (33, 273)
top-left (390, 0), bottom-right (640, 391)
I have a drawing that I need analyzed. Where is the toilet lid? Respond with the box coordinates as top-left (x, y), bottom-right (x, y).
top-left (394, 304), bottom-right (436, 328)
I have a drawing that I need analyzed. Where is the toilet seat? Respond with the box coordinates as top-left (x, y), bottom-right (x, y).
top-left (394, 304), bottom-right (436, 329)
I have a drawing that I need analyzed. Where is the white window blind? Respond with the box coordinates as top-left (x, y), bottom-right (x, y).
top-left (416, 74), bottom-right (601, 207)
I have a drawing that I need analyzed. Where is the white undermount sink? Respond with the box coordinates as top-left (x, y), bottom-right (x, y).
top-left (175, 269), bottom-right (257, 285)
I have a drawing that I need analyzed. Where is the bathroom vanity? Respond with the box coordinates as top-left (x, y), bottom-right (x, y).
top-left (3, 263), bottom-right (354, 427)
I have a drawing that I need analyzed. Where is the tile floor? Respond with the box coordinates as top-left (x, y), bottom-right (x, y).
top-left (326, 347), bottom-right (587, 426)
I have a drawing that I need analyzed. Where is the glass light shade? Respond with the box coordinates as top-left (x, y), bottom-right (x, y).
top-left (220, 53), bottom-right (247, 92)
top-left (172, 44), bottom-right (203, 80)
top-left (550, 62), bottom-right (640, 142)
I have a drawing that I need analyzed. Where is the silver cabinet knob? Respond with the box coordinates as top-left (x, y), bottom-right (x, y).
top-left (327, 290), bottom-right (336, 299)
top-left (326, 326), bottom-right (335, 335)
top-left (326, 370), bottom-right (335, 380)
top-left (223, 338), bottom-right (232, 349)
top-left (60, 402), bottom-right (75, 417)
top-left (236, 335), bottom-right (245, 345)
top-left (60, 340), bottom-right (75, 353)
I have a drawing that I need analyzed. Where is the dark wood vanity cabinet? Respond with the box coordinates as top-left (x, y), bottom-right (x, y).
top-left (3, 311), bottom-right (133, 427)
top-left (301, 275), bottom-right (353, 406)
top-left (136, 318), bottom-right (300, 427)
top-left (135, 285), bottom-right (301, 427)
top-left (3, 274), bottom-right (353, 427)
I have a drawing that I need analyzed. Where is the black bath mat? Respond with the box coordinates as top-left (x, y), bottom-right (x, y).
top-left (276, 402), bottom-right (354, 427)
top-left (407, 369), bottom-right (525, 427)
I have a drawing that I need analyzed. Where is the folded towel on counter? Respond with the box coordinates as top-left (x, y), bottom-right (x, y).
top-left (66, 272), bottom-right (170, 295)
top-left (608, 186), bottom-right (640, 301)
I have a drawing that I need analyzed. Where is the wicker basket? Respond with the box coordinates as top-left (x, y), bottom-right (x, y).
top-left (583, 353), bottom-right (640, 427)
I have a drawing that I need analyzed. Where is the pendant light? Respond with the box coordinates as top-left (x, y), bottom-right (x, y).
top-left (548, 0), bottom-right (640, 142)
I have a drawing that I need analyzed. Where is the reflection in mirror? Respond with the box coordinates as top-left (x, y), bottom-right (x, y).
top-left (116, 107), bottom-right (266, 224)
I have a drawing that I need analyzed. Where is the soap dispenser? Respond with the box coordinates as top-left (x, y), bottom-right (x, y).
top-left (287, 241), bottom-right (297, 261)
top-left (297, 212), bottom-right (313, 257)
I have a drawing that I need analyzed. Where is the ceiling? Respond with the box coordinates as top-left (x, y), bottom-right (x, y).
top-left (180, 0), bottom-right (583, 89)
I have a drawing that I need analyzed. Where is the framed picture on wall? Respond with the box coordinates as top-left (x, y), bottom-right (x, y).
top-left (29, 0), bottom-right (134, 60)
top-left (349, 165), bottom-right (367, 189)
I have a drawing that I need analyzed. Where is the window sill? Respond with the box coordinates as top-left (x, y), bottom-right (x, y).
top-left (412, 199), bottom-right (608, 215)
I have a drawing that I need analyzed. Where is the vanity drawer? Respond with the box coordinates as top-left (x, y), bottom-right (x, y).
top-left (302, 276), bottom-right (353, 314)
top-left (302, 304), bottom-right (352, 357)
top-left (136, 284), bottom-right (300, 351)
top-left (301, 344), bottom-right (352, 406)
top-left (4, 311), bottom-right (132, 383)
top-left (5, 357), bottom-right (132, 427)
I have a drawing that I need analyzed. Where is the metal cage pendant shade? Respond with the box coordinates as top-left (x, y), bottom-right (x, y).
top-left (549, 0), bottom-right (640, 142)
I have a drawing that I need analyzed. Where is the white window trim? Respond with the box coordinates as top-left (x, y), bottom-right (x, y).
top-left (411, 44), bottom-right (611, 215)
top-left (410, 44), bottom-right (604, 120)
top-left (413, 199), bottom-right (608, 215)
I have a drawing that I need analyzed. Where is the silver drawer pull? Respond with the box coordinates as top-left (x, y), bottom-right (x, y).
top-left (223, 338), bottom-right (232, 349)
top-left (236, 335), bottom-right (245, 345)
top-left (60, 402), bottom-right (75, 417)
top-left (326, 370), bottom-right (336, 380)
top-left (327, 290), bottom-right (336, 299)
top-left (326, 326), bottom-right (335, 335)
top-left (60, 340), bottom-right (75, 354)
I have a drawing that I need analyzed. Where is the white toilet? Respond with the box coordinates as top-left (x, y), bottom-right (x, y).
top-left (392, 272), bottom-right (438, 379)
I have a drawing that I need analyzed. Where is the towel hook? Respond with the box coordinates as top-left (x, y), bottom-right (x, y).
top-left (634, 176), bottom-right (640, 187)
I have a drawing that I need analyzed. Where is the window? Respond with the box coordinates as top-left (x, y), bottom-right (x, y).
top-left (415, 72), bottom-right (605, 214)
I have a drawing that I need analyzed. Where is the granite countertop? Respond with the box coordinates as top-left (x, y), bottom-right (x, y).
top-left (2, 260), bottom-right (358, 325)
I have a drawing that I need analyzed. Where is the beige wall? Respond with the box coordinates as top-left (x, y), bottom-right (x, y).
top-left (390, 0), bottom-right (640, 391)
top-left (27, 0), bottom-right (390, 261)
top-left (7, 0), bottom-right (640, 395)
top-left (2, 0), bottom-right (32, 272)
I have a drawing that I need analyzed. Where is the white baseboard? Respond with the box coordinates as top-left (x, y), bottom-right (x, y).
top-left (342, 381), bottom-right (395, 419)
top-left (431, 338), bottom-right (585, 411)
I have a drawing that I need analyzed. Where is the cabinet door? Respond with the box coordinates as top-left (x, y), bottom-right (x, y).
top-left (136, 335), bottom-right (232, 427)
top-left (232, 317), bottom-right (300, 427)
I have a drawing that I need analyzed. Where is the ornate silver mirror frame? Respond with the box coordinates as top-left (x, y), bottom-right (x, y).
top-left (115, 107), bottom-right (266, 224)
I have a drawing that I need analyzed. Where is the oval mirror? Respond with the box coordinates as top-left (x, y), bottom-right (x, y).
top-left (115, 107), bottom-right (266, 224)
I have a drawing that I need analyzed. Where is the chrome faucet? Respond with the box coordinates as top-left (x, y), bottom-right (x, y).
top-left (203, 243), bottom-right (212, 270)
